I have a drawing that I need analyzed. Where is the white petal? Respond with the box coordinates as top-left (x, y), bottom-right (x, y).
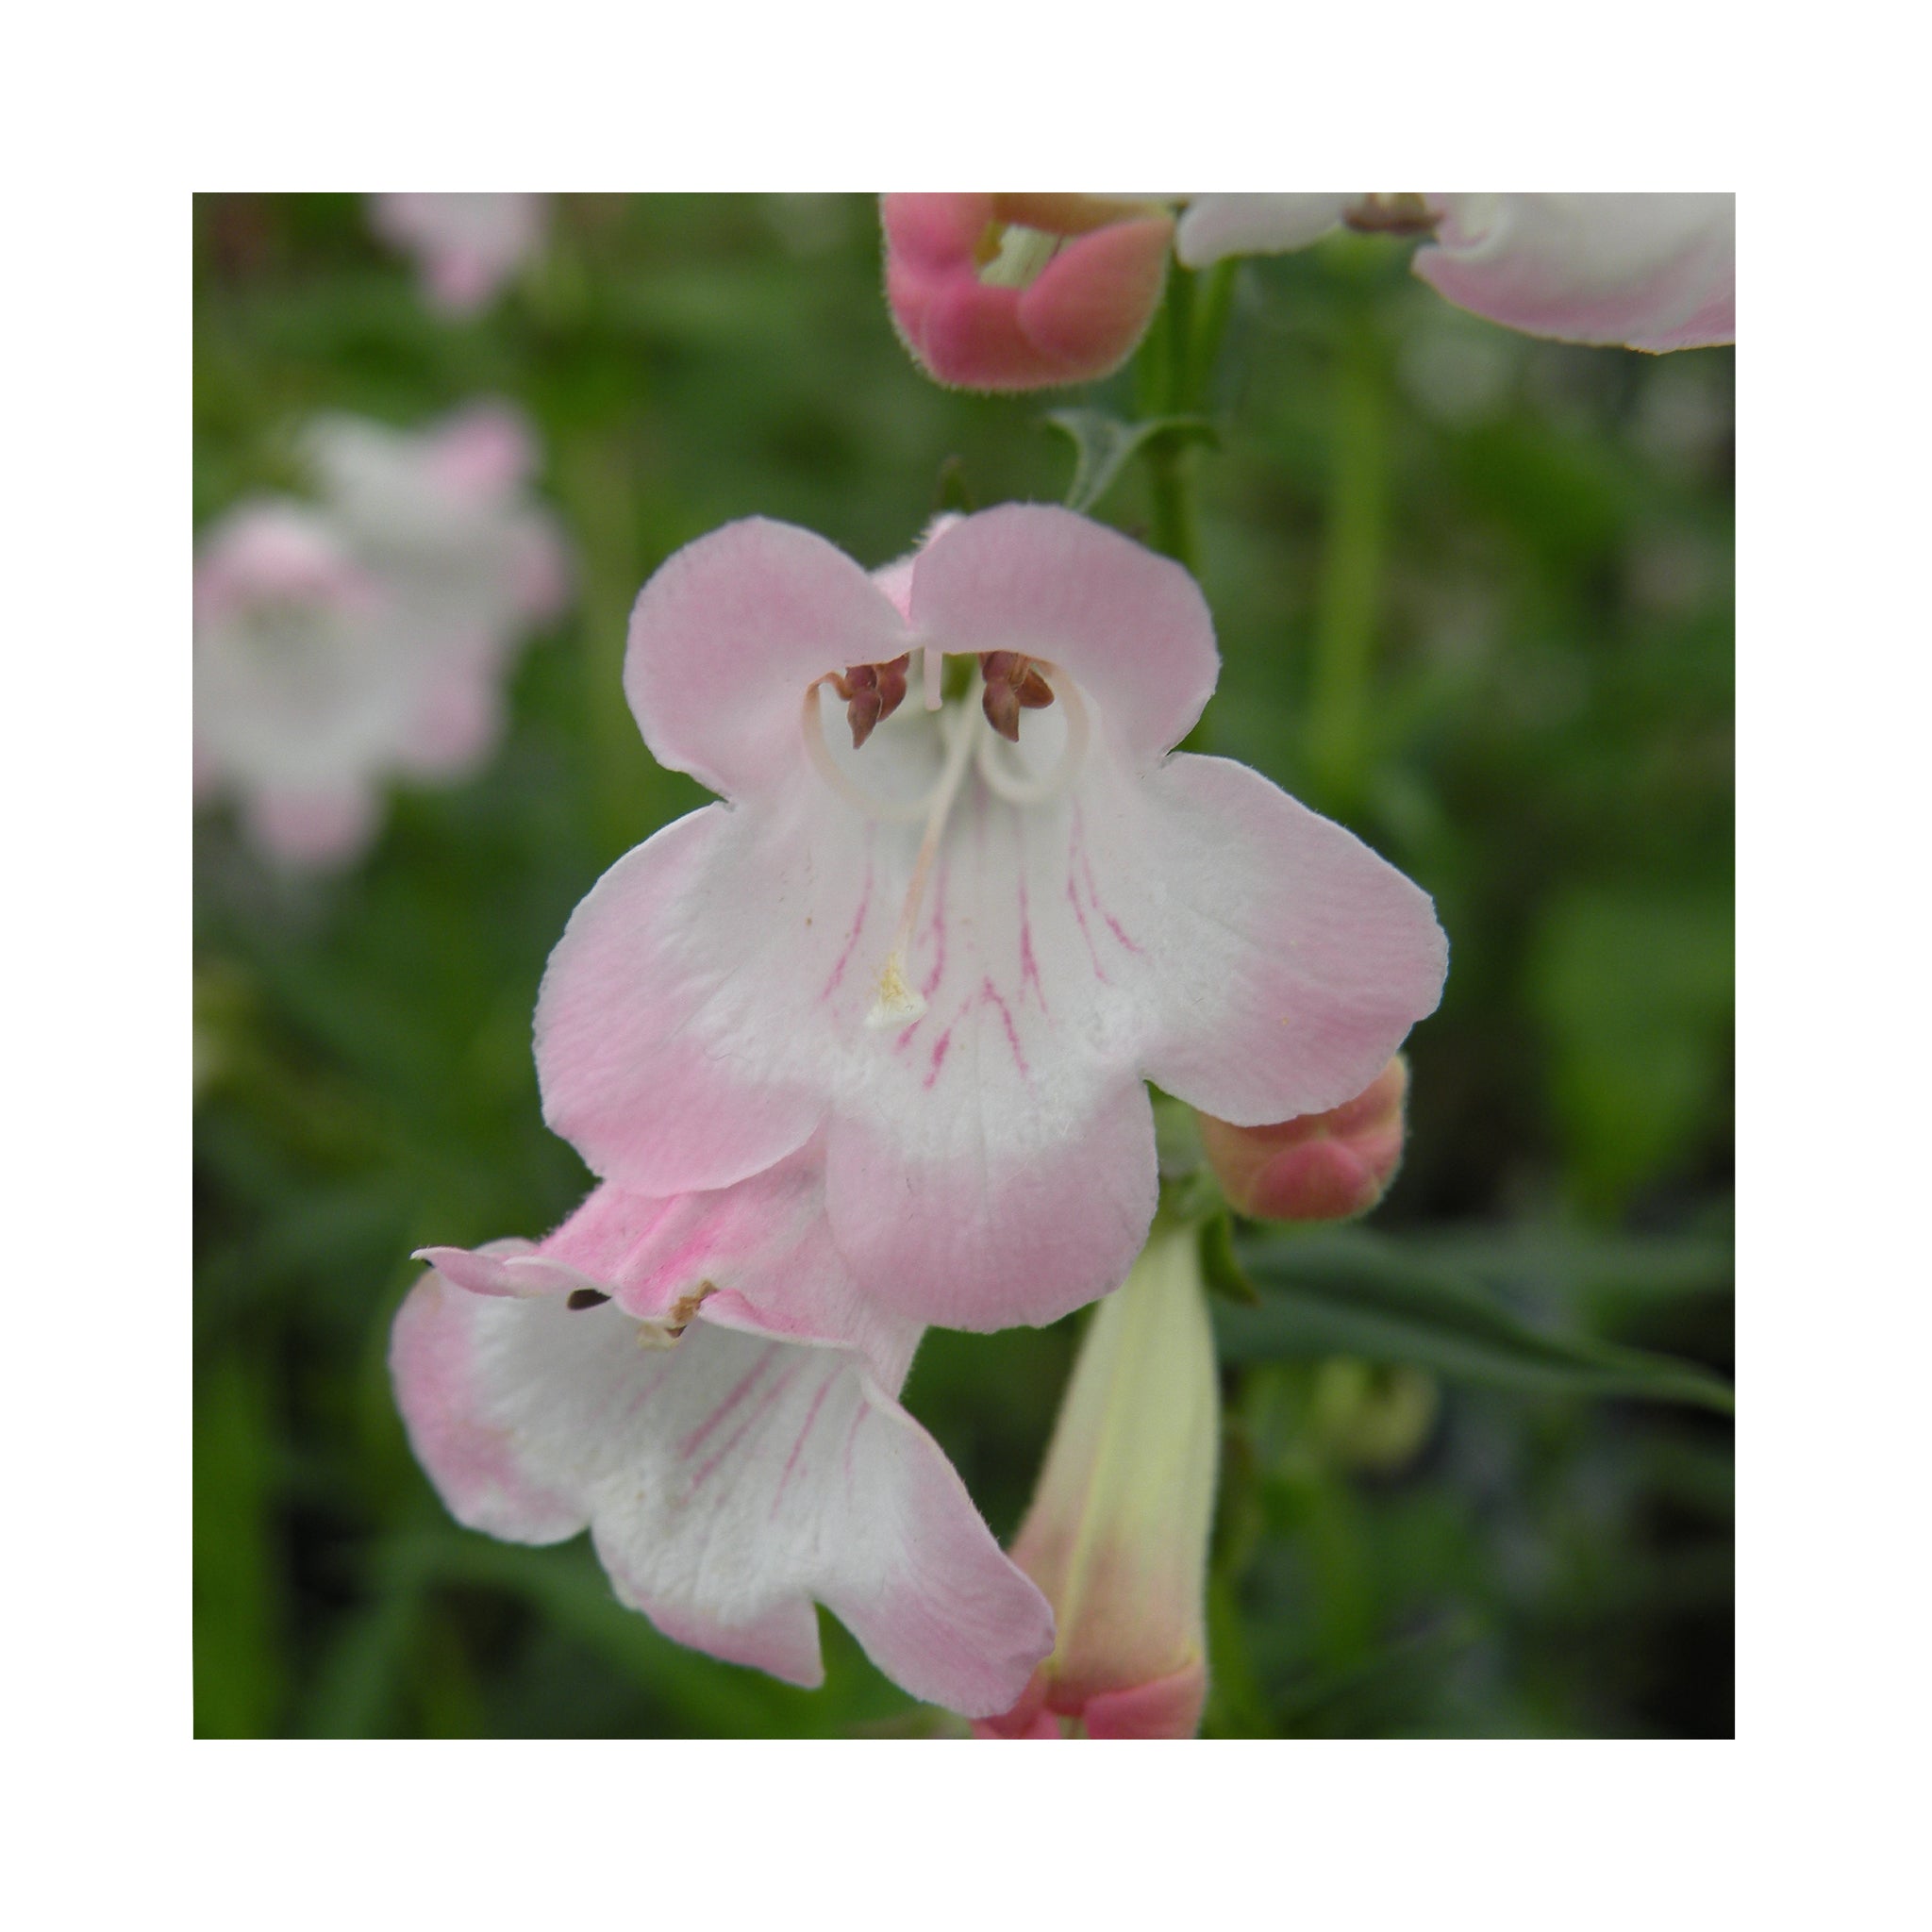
top-left (1174, 193), bottom-right (1351, 267)
top-left (1415, 192), bottom-right (1735, 350)
top-left (391, 1274), bottom-right (1054, 1714)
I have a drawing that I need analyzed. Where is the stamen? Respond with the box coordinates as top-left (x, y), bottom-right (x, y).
top-left (1344, 192), bottom-right (1438, 237)
top-left (980, 650), bottom-right (1057, 741)
top-left (974, 663), bottom-right (1090, 808)
top-left (830, 653), bottom-right (909, 748)
top-left (565, 1289), bottom-right (610, 1310)
top-left (635, 1280), bottom-right (715, 1350)
top-left (866, 701), bottom-right (985, 1028)
top-left (801, 680), bottom-right (934, 824)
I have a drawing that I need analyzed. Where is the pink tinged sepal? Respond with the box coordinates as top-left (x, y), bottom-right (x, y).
top-left (1414, 193), bottom-right (1735, 352)
top-left (883, 193), bottom-right (1174, 393)
top-left (393, 1183), bottom-right (1056, 1718)
top-left (1199, 1054), bottom-right (1409, 1224)
top-left (976, 1225), bottom-right (1219, 1740)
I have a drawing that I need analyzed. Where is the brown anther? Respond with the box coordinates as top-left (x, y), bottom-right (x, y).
top-left (1343, 193), bottom-right (1439, 238)
top-left (979, 651), bottom-right (1057, 741)
top-left (636, 1279), bottom-right (718, 1351)
top-left (830, 654), bottom-right (911, 748)
top-left (565, 1289), bottom-right (610, 1310)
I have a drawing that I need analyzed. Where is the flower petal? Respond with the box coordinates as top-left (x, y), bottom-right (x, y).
top-left (624, 517), bottom-right (913, 801)
top-left (1131, 755), bottom-right (1448, 1124)
top-left (828, 1068), bottom-right (1158, 1332)
top-left (535, 797), bottom-right (871, 1198)
top-left (1413, 193), bottom-right (1735, 351)
top-left (822, 747), bottom-right (1168, 1329)
top-left (1174, 193), bottom-right (1350, 267)
top-left (424, 1158), bottom-right (918, 1389)
top-left (390, 1268), bottom-right (1055, 1715)
top-left (910, 506), bottom-right (1219, 765)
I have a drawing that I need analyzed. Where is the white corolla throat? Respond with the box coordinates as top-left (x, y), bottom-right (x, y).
top-left (799, 643), bottom-right (1090, 1028)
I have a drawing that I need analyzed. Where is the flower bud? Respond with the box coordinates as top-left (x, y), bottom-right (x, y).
top-left (1198, 1056), bottom-right (1408, 1224)
top-left (882, 193), bottom-right (1174, 392)
top-left (977, 1225), bottom-right (1218, 1739)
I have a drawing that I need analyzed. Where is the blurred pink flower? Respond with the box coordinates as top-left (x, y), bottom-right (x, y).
top-left (1199, 1054), bottom-right (1409, 1223)
top-left (369, 192), bottom-right (548, 315)
top-left (1175, 193), bottom-right (1734, 351)
top-left (977, 1224), bottom-right (1219, 1739)
top-left (305, 401), bottom-right (570, 777)
top-left (883, 194), bottom-right (1174, 391)
top-left (192, 502), bottom-right (397, 865)
top-left (396, 1149), bottom-right (1054, 1716)
top-left (535, 506), bottom-right (1446, 1331)
top-left (194, 402), bottom-right (570, 867)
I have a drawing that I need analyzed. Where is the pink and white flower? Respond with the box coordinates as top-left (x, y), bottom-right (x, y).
top-left (883, 194), bottom-right (1175, 391)
top-left (395, 1148), bottom-right (1055, 1716)
top-left (368, 193), bottom-right (549, 316)
top-left (305, 401), bottom-right (570, 776)
top-left (1175, 193), bottom-right (1734, 352)
top-left (192, 501), bottom-right (398, 864)
top-left (534, 506), bottom-right (1447, 1331)
top-left (194, 402), bottom-right (570, 866)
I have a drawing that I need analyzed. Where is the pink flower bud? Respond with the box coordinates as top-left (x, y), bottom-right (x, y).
top-left (976, 1226), bottom-right (1218, 1739)
top-left (1198, 1056), bottom-right (1408, 1223)
top-left (882, 193), bottom-right (1174, 392)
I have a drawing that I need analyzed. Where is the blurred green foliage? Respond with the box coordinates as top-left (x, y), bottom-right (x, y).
top-left (193, 194), bottom-right (1733, 1738)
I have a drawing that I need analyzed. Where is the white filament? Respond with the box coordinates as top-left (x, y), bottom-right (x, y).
top-left (800, 680), bottom-right (935, 824)
top-left (974, 663), bottom-right (1089, 808)
top-left (865, 702), bottom-right (984, 1029)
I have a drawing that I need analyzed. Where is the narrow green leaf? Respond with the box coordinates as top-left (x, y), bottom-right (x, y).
top-left (1044, 408), bottom-right (1218, 515)
top-left (193, 1352), bottom-right (287, 1738)
top-left (1220, 1227), bottom-right (1734, 1414)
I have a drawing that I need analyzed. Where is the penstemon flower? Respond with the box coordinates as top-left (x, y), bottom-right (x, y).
top-left (192, 500), bottom-right (400, 864)
top-left (880, 193), bottom-right (1732, 391)
top-left (394, 1146), bottom-right (1055, 1716)
top-left (304, 401), bottom-right (570, 776)
top-left (534, 506), bottom-right (1447, 1330)
top-left (194, 403), bottom-right (570, 867)
top-left (882, 193), bottom-right (1175, 391)
top-left (1175, 192), bottom-right (1734, 352)
top-left (368, 192), bottom-right (549, 316)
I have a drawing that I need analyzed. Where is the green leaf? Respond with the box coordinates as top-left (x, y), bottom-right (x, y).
top-left (1044, 408), bottom-right (1218, 514)
top-left (193, 1351), bottom-right (288, 1738)
top-left (1219, 1227), bottom-right (1734, 1414)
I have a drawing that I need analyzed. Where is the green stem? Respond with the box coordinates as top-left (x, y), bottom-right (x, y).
top-left (1143, 435), bottom-right (1202, 578)
top-left (1182, 259), bottom-right (1238, 412)
top-left (1136, 263), bottom-right (1206, 578)
top-left (554, 427), bottom-right (654, 858)
top-left (1305, 326), bottom-right (1388, 810)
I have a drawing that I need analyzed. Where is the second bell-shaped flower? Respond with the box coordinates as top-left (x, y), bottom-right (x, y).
top-left (537, 507), bottom-right (1447, 1330)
